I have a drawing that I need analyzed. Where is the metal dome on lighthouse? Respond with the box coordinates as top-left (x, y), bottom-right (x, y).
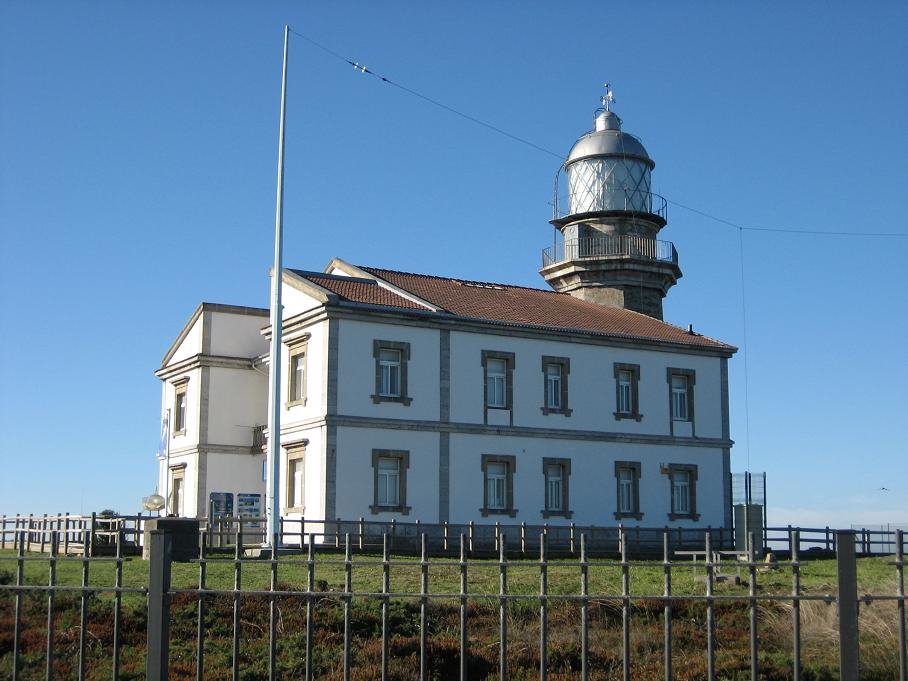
top-left (540, 85), bottom-right (682, 320)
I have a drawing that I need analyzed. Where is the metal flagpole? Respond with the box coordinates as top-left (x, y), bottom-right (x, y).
top-left (266, 25), bottom-right (290, 550)
top-left (163, 408), bottom-right (171, 515)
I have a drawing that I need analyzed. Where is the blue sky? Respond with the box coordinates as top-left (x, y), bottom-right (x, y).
top-left (1, 1), bottom-right (905, 527)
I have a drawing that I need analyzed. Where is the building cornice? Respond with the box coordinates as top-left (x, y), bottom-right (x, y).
top-left (276, 414), bottom-right (733, 449)
top-left (259, 281), bottom-right (734, 358)
top-left (155, 353), bottom-right (259, 379)
top-left (165, 443), bottom-right (260, 457)
top-left (326, 304), bottom-right (735, 358)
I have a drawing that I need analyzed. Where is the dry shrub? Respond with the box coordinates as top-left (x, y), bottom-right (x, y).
top-left (761, 589), bottom-right (902, 681)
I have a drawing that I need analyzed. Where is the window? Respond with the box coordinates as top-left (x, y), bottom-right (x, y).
top-left (546, 365), bottom-right (561, 408)
top-left (481, 454), bottom-right (517, 517)
top-left (481, 351), bottom-right (515, 421)
top-left (542, 457), bottom-right (572, 518)
top-left (372, 341), bottom-right (412, 405)
top-left (541, 356), bottom-right (572, 416)
top-left (487, 463), bottom-right (507, 508)
top-left (666, 463), bottom-right (699, 520)
top-left (172, 378), bottom-right (189, 435)
top-left (285, 442), bottom-right (306, 512)
top-left (169, 466), bottom-right (186, 516)
top-left (614, 461), bottom-right (642, 520)
top-left (379, 349), bottom-right (401, 396)
top-left (613, 363), bottom-right (642, 421)
top-left (370, 450), bottom-right (410, 514)
top-left (673, 471), bottom-right (690, 513)
top-left (671, 375), bottom-right (688, 420)
top-left (667, 368), bottom-right (696, 433)
top-left (288, 344), bottom-right (307, 406)
top-left (377, 458), bottom-right (400, 505)
top-left (487, 359), bottom-right (507, 407)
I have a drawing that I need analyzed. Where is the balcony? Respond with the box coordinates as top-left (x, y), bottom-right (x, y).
top-left (541, 234), bottom-right (678, 268)
top-left (551, 190), bottom-right (668, 223)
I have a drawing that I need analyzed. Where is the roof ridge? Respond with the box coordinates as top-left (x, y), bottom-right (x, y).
top-left (359, 265), bottom-right (564, 294)
top-left (293, 269), bottom-right (378, 285)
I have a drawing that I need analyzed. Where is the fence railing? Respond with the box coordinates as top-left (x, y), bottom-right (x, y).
top-left (2, 527), bottom-right (905, 681)
top-left (3, 513), bottom-right (906, 559)
top-left (542, 234), bottom-right (678, 268)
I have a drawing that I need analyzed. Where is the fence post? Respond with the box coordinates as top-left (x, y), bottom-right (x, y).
top-left (836, 530), bottom-right (859, 681)
top-left (146, 530), bottom-right (173, 681)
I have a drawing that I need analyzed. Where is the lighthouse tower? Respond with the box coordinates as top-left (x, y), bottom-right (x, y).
top-left (540, 87), bottom-right (681, 320)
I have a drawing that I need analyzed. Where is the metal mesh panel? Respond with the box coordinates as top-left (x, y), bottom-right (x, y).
top-left (567, 157), bottom-right (652, 214)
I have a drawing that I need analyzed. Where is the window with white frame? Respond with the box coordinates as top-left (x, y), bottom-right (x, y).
top-left (546, 464), bottom-right (562, 510)
top-left (614, 461), bottom-right (642, 520)
top-left (487, 359), bottom-right (507, 408)
top-left (541, 356), bottom-right (571, 416)
top-left (370, 450), bottom-right (410, 514)
top-left (617, 371), bottom-right (632, 412)
top-left (285, 443), bottom-right (306, 511)
top-left (288, 345), bottom-right (307, 405)
top-left (487, 462), bottom-right (507, 509)
top-left (546, 365), bottom-right (561, 409)
top-left (481, 454), bottom-right (516, 517)
top-left (377, 458), bottom-right (400, 506)
top-left (372, 341), bottom-right (412, 405)
top-left (173, 378), bottom-right (188, 435)
top-left (613, 363), bottom-right (642, 421)
top-left (672, 471), bottom-right (690, 514)
top-left (667, 368), bottom-right (695, 426)
top-left (671, 375), bottom-right (688, 420)
top-left (379, 349), bottom-right (401, 397)
top-left (169, 466), bottom-right (185, 516)
top-left (666, 463), bottom-right (699, 520)
top-left (542, 457), bottom-right (572, 518)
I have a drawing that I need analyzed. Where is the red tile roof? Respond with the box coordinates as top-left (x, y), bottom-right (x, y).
top-left (292, 266), bottom-right (734, 352)
top-left (292, 272), bottom-right (428, 310)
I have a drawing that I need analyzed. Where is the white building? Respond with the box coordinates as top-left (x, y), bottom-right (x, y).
top-left (155, 95), bottom-right (736, 532)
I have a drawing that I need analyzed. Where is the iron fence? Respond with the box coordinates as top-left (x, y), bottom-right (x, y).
top-left (3, 513), bottom-right (906, 559)
top-left (2, 527), bottom-right (906, 680)
top-left (541, 234), bottom-right (677, 269)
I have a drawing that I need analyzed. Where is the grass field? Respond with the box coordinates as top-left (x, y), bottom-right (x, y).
top-left (1, 550), bottom-right (904, 680)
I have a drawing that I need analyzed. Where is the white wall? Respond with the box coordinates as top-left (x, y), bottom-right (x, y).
top-left (207, 367), bottom-right (268, 446)
top-left (282, 318), bottom-right (329, 421)
top-left (446, 433), bottom-right (726, 527)
top-left (168, 317), bottom-right (203, 364)
top-left (204, 451), bottom-right (266, 517)
top-left (449, 330), bottom-right (724, 438)
top-left (209, 311), bottom-right (268, 358)
top-left (336, 319), bottom-right (441, 421)
top-left (334, 427), bottom-right (440, 521)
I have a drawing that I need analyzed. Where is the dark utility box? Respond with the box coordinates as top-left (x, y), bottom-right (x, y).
top-left (143, 517), bottom-right (200, 562)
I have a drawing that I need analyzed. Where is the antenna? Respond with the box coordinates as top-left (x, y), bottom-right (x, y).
top-left (601, 82), bottom-right (616, 112)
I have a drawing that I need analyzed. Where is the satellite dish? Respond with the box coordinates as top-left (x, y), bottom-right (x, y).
top-left (142, 494), bottom-right (165, 511)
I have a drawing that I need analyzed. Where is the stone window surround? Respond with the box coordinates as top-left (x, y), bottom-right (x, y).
top-left (666, 368), bottom-right (696, 436)
top-left (613, 363), bottom-right (643, 422)
top-left (540, 356), bottom-right (572, 417)
top-left (171, 377), bottom-right (189, 436)
top-left (665, 463), bottom-right (700, 521)
top-left (480, 453), bottom-right (517, 517)
top-left (481, 350), bottom-right (516, 424)
top-left (286, 335), bottom-right (310, 408)
top-left (613, 460), bottom-right (643, 520)
top-left (371, 340), bottom-right (412, 406)
top-left (284, 440), bottom-right (307, 513)
top-left (370, 449), bottom-right (411, 515)
top-left (541, 457), bottom-right (573, 519)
